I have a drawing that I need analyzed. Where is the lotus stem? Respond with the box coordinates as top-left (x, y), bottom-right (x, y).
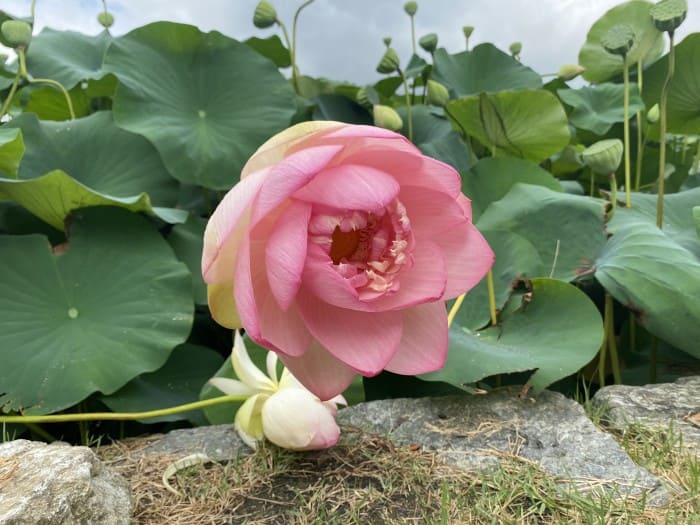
top-left (0, 395), bottom-right (247, 424)
top-left (0, 67), bottom-right (21, 118)
top-left (410, 15), bottom-right (416, 55)
top-left (486, 269), bottom-right (497, 326)
top-left (288, 0), bottom-right (315, 94)
top-left (18, 48), bottom-right (75, 120)
top-left (657, 31), bottom-right (676, 229)
top-left (399, 68), bottom-right (413, 142)
top-left (605, 294), bottom-right (621, 384)
top-left (634, 60), bottom-right (644, 190)
top-left (447, 293), bottom-right (467, 327)
top-left (622, 54), bottom-right (631, 207)
top-left (598, 306), bottom-right (609, 387)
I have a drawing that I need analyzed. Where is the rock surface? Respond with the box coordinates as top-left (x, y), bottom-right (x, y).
top-left (137, 423), bottom-right (250, 460)
top-left (593, 376), bottom-right (700, 455)
top-left (0, 439), bottom-right (132, 525)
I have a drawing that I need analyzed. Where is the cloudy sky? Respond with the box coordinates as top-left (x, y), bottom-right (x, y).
top-left (2, 0), bottom-right (698, 84)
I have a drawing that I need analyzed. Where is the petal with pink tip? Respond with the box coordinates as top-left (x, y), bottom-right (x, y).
top-left (295, 287), bottom-right (403, 375)
top-left (324, 124), bottom-right (407, 141)
top-left (293, 164), bottom-right (400, 211)
top-left (280, 340), bottom-right (358, 401)
top-left (433, 222), bottom-right (495, 300)
top-left (385, 301), bottom-right (449, 375)
top-left (265, 200), bottom-right (312, 311)
top-left (399, 185), bottom-right (471, 238)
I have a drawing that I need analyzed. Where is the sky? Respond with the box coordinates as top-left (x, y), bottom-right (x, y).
top-left (2, 0), bottom-right (698, 84)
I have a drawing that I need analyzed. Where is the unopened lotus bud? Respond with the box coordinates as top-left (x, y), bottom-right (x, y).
top-left (383, 36), bottom-right (392, 48)
top-left (426, 79), bottom-right (449, 107)
top-left (601, 24), bottom-right (635, 57)
top-left (376, 47), bottom-right (400, 74)
top-left (404, 1), bottom-right (418, 16)
top-left (1, 20), bottom-right (32, 48)
top-left (373, 105), bottom-right (403, 131)
top-left (253, 1), bottom-right (277, 29)
top-left (557, 64), bottom-right (585, 81)
top-left (97, 11), bottom-right (115, 29)
top-left (647, 103), bottom-right (660, 124)
top-left (581, 139), bottom-right (624, 175)
top-left (650, 0), bottom-right (687, 33)
top-left (509, 42), bottom-right (522, 56)
top-left (419, 33), bottom-right (438, 54)
top-left (463, 26), bottom-right (474, 38)
top-left (356, 87), bottom-right (370, 108)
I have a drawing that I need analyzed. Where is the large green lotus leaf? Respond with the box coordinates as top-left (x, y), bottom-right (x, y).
top-left (0, 128), bottom-right (24, 178)
top-left (104, 21), bottom-right (297, 190)
top-left (0, 207), bottom-right (194, 415)
top-left (99, 344), bottom-right (224, 425)
top-left (0, 112), bottom-right (183, 228)
top-left (579, 0), bottom-right (665, 83)
top-left (167, 215), bottom-right (208, 305)
top-left (476, 184), bottom-right (607, 281)
top-left (595, 221), bottom-right (700, 359)
top-left (244, 35), bottom-right (291, 68)
top-left (643, 33), bottom-right (700, 137)
top-left (432, 44), bottom-right (542, 97)
top-left (694, 206), bottom-right (700, 238)
top-left (22, 84), bottom-right (92, 121)
top-left (462, 156), bottom-right (563, 221)
top-left (25, 29), bottom-right (112, 89)
top-left (311, 94), bottom-right (372, 124)
top-left (422, 279), bottom-right (604, 394)
top-left (446, 90), bottom-right (570, 163)
top-left (557, 83), bottom-right (645, 135)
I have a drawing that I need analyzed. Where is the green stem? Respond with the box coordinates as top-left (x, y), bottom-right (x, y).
top-left (605, 294), bottom-right (621, 385)
top-left (634, 61), bottom-right (644, 190)
top-left (598, 304), bottom-right (609, 387)
top-left (399, 69), bottom-right (413, 142)
top-left (18, 48), bottom-right (75, 120)
top-left (622, 56), bottom-right (631, 207)
top-left (289, 0), bottom-right (315, 94)
top-left (410, 15), bottom-right (416, 55)
top-left (0, 67), bottom-right (21, 118)
top-left (0, 395), bottom-right (246, 425)
top-left (607, 172), bottom-right (617, 221)
top-left (486, 269), bottom-right (498, 326)
top-left (657, 31), bottom-right (676, 229)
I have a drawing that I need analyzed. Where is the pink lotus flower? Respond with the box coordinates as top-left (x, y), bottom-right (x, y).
top-left (202, 121), bottom-right (494, 401)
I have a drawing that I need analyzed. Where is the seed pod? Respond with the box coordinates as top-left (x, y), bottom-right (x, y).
top-left (426, 80), bottom-right (449, 107)
top-left (373, 105), bottom-right (403, 132)
top-left (97, 11), bottom-right (115, 29)
top-left (356, 87), bottom-right (371, 108)
top-left (557, 64), bottom-right (585, 81)
top-left (382, 36), bottom-right (392, 48)
top-left (462, 26), bottom-right (474, 38)
top-left (404, 2), bottom-right (418, 16)
top-left (601, 24), bottom-right (635, 57)
top-left (419, 33), bottom-right (438, 54)
top-left (376, 48), bottom-right (400, 74)
top-left (581, 139), bottom-right (624, 175)
top-left (253, 1), bottom-right (278, 29)
top-left (1, 20), bottom-right (32, 48)
top-left (650, 0), bottom-right (687, 33)
top-left (509, 42), bottom-right (522, 56)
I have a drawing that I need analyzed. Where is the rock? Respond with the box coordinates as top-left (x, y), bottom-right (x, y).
top-left (593, 376), bottom-right (700, 455)
top-left (135, 424), bottom-right (250, 461)
top-left (0, 439), bottom-right (132, 525)
top-left (337, 388), bottom-right (667, 502)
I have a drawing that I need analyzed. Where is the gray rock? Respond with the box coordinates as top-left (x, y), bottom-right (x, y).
top-left (136, 424), bottom-right (251, 461)
top-left (593, 376), bottom-right (700, 455)
top-left (0, 439), bottom-right (132, 525)
top-left (337, 389), bottom-right (666, 501)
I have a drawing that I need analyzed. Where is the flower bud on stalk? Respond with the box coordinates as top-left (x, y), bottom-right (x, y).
top-left (383, 36), bottom-right (392, 48)
top-left (97, 11), bottom-right (115, 29)
top-left (419, 33), bottom-right (438, 54)
top-left (253, 0), bottom-right (278, 29)
top-left (376, 47), bottom-right (400, 74)
top-left (355, 87), bottom-right (371, 108)
top-left (647, 103), bottom-right (660, 124)
top-left (1, 20), bottom-right (32, 49)
top-left (509, 41), bottom-right (522, 58)
top-left (581, 139), bottom-right (624, 175)
top-left (404, 1), bottom-right (418, 16)
top-left (373, 104), bottom-right (403, 131)
top-left (557, 64), bottom-right (585, 81)
top-left (426, 79), bottom-right (449, 107)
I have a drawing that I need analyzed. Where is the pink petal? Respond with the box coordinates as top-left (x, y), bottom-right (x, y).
top-left (399, 185), bottom-right (471, 239)
top-left (202, 167), bottom-right (270, 284)
top-left (293, 164), bottom-right (400, 210)
top-left (294, 287), bottom-right (403, 375)
top-left (250, 144), bottom-right (344, 226)
top-left (385, 302), bottom-right (449, 374)
top-left (324, 124), bottom-right (407, 141)
top-left (265, 200), bottom-right (312, 311)
top-left (433, 222), bottom-right (495, 300)
top-left (280, 341), bottom-right (358, 400)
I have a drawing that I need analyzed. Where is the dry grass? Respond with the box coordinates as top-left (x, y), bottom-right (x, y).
top-left (95, 424), bottom-right (699, 525)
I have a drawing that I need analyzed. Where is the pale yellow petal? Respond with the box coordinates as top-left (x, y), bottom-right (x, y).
top-left (207, 282), bottom-right (242, 329)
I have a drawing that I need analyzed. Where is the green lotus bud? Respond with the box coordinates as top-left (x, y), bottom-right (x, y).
top-left (1, 20), bottom-right (32, 48)
top-left (376, 47), bottom-right (400, 74)
top-left (404, 1), bottom-right (418, 16)
top-left (383, 36), bottom-right (392, 48)
top-left (426, 79), bottom-right (449, 107)
top-left (356, 87), bottom-right (370, 108)
top-left (373, 105), bottom-right (403, 132)
top-left (601, 24), bottom-right (635, 57)
top-left (462, 26), bottom-right (474, 38)
top-left (509, 42), bottom-right (522, 56)
top-left (647, 103), bottom-right (660, 124)
top-left (581, 139), bottom-right (624, 175)
top-left (97, 11), bottom-right (115, 29)
top-left (253, 0), bottom-right (278, 29)
top-left (419, 33), bottom-right (438, 54)
top-left (557, 64), bottom-right (585, 81)
top-left (650, 0), bottom-right (687, 33)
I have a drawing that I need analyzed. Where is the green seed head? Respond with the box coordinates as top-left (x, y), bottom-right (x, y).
top-left (382, 36), bottom-right (392, 48)
top-left (376, 47), bottom-right (400, 74)
top-left (509, 42), bottom-right (522, 56)
top-left (404, 1), bottom-right (418, 16)
top-left (601, 24), bottom-right (635, 57)
top-left (462, 26), bottom-right (474, 38)
top-left (647, 103), bottom-right (660, 124)
top-left (557, 64), bottom-right (585, 81)
top-left (253, 0), bottom-right (278, 29)
top-left (419, 33), bottom-right (438, 54)
top-left (373, 105), bottom-right (403, 132)
top-left (97, 11), bottom-right (115, 29)
top-left (650, 0), bottom-right (687, 33)
top-left (581, 139), bottom-right (624, 175)
top-left (356, 87), bottom-right (370, 108)
top-left (1, 20), bottom-right (32, 48)
top-left (426, 79), bottom-right (450, 107)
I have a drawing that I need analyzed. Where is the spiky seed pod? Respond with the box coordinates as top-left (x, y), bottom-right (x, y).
top-left (650, 0), bottom-right (687, 33)
top-left (601, 24), bottom-right (635, 57)
top-left (373, 105), bottom-right (403, 131)
top-left (419, 33), bottom-right (438, 54)
top-left (253, 1), bottom-right (278, 29)
top-left (426, 80), bottom-right (449, 107)
top-left (404, 2), bottom-right (418, 16)
top-left (1, 20), bottom-right (32, 48)
top-left (376, 48), bottom-right (400, 74)
top-left (581, 139), bottom-right (624, 175)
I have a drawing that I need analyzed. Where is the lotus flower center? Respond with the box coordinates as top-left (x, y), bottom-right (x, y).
top-left (309, 200), bottom-right (414, 299)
